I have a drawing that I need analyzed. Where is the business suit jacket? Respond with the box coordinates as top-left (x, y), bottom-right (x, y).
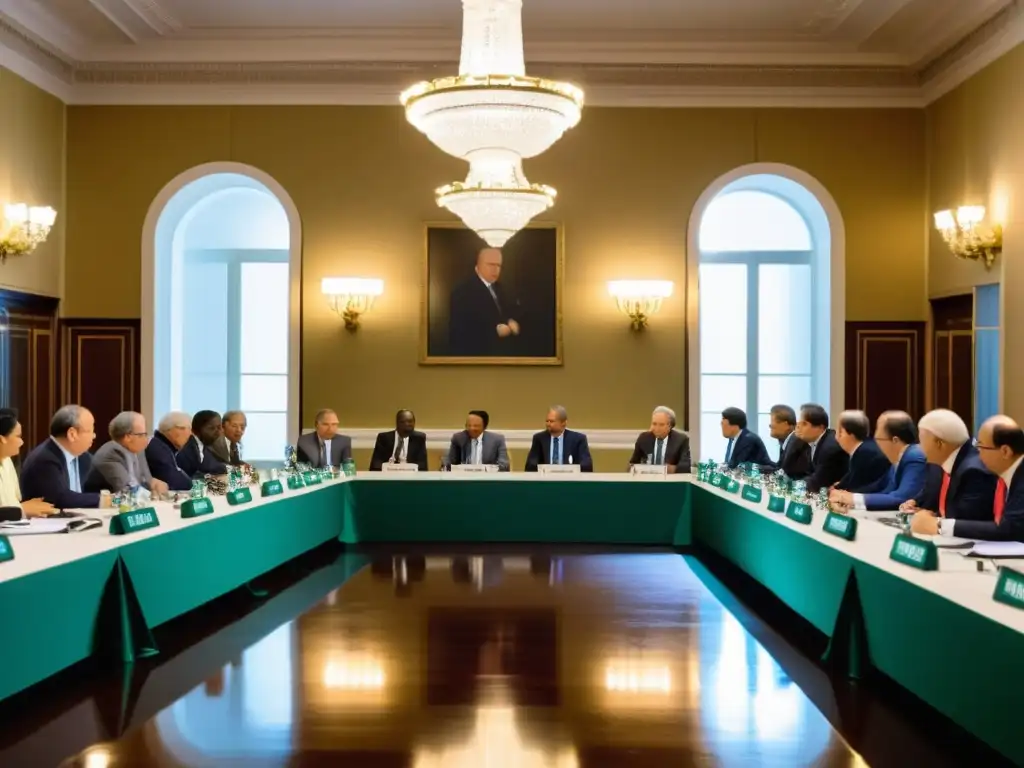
top-left (145, 431), bottom-right (193, 491)
top-left (524, 429), bottom-right (593, 472)
top-left (915, 444), bottom-right (997, 522)
top-left (805, 430), bottom-right (849, 493)
top-left (725, 430), bottom-right (773, 470)
top-left (448, 276), bottom-right (515, 357)
top-left (954, 464), bottom-right (1024, 541)
top-left (446, 431), bottom-right (510, 471)
top-left (835, 440), bottom-right (892, 493)
top-left (209, 436), bottom-right (243, 466)
top-left (629, 430), bottom-right (692, 473)
top-left (856, 444), bottom-right (928, 510)
top-left (176, 436), bottom-right (228, 478)
top-left (762, 433), bottom-right (812, 479)
top-left (19, 438), bottom-right (100, 509)
top-left (369, 430), bottom-right (428, 471)
top-left (84, 440), bottom-right (154, 493)
top-left (296, 431), bottom-right (353, 469)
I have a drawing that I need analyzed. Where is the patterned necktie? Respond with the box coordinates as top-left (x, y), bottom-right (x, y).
top-left (938, 472), bottom-right (951, 518)
top-left (994, 477), bottom-right (1008, 524)
top-left (654, 439), bottom-right (663, 466)
top-left (553, 437), bottom-right (561, 465)
top-left (393, 435), bottom-right (404, 462)
top-left (320, 441), bottom-right (328, 468)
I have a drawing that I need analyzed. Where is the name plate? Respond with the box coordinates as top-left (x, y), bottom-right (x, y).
top-left (709, 474), bottom-right (725, 488)
top-left (261, 479), bottom-right (284, 497)
top-left (632, 464), bottom-right (667, 477)
top-left (226, 487), bottom-right (253, 506)
top-left (0, 534), bottom-right (13, 563)
top-left (539, 464), bottom-right (581, 474)
top-left (382, 462), bottom-right (420, 472)
top-left (109, 507), bottom-right (160, 535)
top-left (287, 474), bottom-right (305, 490)
top-left (723, 478), bottom-right (741, 494)
top-left (451, 464), bottom-right (492, 473)
top-left (302, 471), bottom-right (322, 486)
top-left (181, 497), bottom-right (214, 518)
top-left (766, 495), bottom-right (786, 513)
top-left (785, 501), bottom-right (813, 525)
top-left (823, 511), bottom-right (857, 541)
top-left (993, 567), bottom-right (1024, 610)
top-left (740, 485), bottom-right (763, 503)
top-left (889, 533), bottom-right (938, 571)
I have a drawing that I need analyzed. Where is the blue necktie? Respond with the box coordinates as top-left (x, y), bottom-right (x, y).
top-left (70, 457), bottom-right (80, 493)
top-left (725, 438), bottom-right (734, 464)
top-left (553, 437), bottom-right (561, 464)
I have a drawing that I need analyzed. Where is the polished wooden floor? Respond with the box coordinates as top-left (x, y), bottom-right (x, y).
top-left (0, 548), bottom-right (1010, 767)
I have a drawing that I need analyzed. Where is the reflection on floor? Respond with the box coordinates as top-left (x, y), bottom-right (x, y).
top-left (0, 550), bottom-right (1010, 767)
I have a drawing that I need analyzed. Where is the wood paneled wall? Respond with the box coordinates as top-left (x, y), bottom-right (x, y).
top-left (844, 321), bottom-right (926, 424)
top-left (0, 289), bottom-right (59, 450)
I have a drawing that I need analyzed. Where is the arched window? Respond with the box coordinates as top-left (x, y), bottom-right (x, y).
top-left (697, 174), bottom-right (832, 463)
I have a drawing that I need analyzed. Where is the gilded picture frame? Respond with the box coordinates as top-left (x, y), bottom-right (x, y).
top-left (420, 221), bottom-right (564, 365)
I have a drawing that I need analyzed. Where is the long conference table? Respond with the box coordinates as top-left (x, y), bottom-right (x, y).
top-left (1, 473), bottom-right (1022, 764)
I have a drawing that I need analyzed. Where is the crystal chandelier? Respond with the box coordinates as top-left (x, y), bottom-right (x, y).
top-left (400, 0), bottom-right (584, 247)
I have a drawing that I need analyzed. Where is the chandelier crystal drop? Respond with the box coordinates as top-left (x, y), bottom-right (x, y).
top-left (400, 0), bottom-right (584, 247)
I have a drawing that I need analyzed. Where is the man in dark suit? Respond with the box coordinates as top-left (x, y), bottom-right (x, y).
top-left (831, 411), bottom-right (927, 511)
top-left (629, 406), bottom-right (691, 473)
top-left (448, 247), bottom-right (521, 357)
top-left (296, 408), bottom-right (353, 469)
top-left (85, 411), bottom-right (169, 496)
top-left (907, 408), bottom-right (996, 523)
top-left (832, 410), bottom-right (892, 492)
top-left (762, 404), bottom-right (811, 479)
top-left (370, 409), bottom-right (428, 471)
top-left (210, 410), bottom-right (246, 466)
top-left (913, 415), bottom-right (1020, 540)
top-left (145, 411), bottom-right (194, 491)
top-left (176, 410), bottom-right (229, 477)
top-left (20, 404), bottom-right (101, 509)
top-left (720, 407), bottom-right (772, 469)
top-left (796, 403), bottom-right (848, 492)
top-left (445, 410), bottom-right (510, 471)
top-left (525, 405), bottom-right (593, 472)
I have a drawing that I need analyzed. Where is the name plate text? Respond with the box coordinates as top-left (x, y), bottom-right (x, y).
top-left (181, 497), bottom-right (214, 518)
top-left (709, 474), bottom-right (725, 487)
top-left (766, 495), bottom-right (786, 513)
top-left (261, 479), bottom-right (284, 497)
top-left (994, 567), bottom-right (1024, 610)
top-left (109, 508), bottom-right (160, 535)
top-left (723, 478), bottom-right (741, 494)
top-left (451, 464), bottom-right (492, 473)
top-left (632, 464), bottom-right (667, 477)
top-left (740, 485), bottom-right (763, 503)
top-left (302, 471), bottom-right (322, 486)
top-left (785, 502), bottom-right (813, 525)
top-left (889, 533), bottom-right (938, 571)
top-left (227, 487), bottom-right (253, 506)
top-left (0, 534), bottom-right (13, 563)
top-left (823, 511), bottom-right (857, 541)
top-left (382, 462), bottom-right (420, 472)
top-left (539, 464), bottom-right (581, 474)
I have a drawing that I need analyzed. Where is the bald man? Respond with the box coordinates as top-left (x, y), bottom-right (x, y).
top-left (913, 415), bottom-right (1023, 541)
top-left (448, 246), bottom-right (520, 356)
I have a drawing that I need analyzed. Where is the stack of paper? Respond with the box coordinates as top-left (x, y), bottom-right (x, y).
top-left (0, 519), bottom-right (73, 535)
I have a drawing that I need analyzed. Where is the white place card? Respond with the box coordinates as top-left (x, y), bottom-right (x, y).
top-left (451, 464), bottom-right (497, 473)
top-left (631, 464), bottom-right (668, 477)
top-left (382, 462), bottom-right (419, 473)
top-left (538, 464), bottom-right (581, 474)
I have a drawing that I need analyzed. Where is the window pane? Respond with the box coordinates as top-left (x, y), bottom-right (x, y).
top-left (700, 413), bottom-right (729, 464)
top-left (700, 190), bottom-right (812, 252)
top-left (240, 262), bottom-right (289, 374)
top-left (758, 375), bottom-right (812, 414)
top-left (756, 412), bottom-right (780, 463)
top-left (181, 260), bottom-right (228, 413)
top-left (699, 264), bottom-right (747, 374)
top-left (758, 264), bottom-right (811, 374)
top-left (241, 375), bottom-right (288, 412)
top-left (701, 375), bottom-right (748, 414)
top-left (243, 411), bottom-right (288, 462)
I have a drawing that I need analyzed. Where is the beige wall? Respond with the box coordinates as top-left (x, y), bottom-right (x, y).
top-left (65, 105), bottom-right (927, 429)
top-left (0, 68), bottom-right (64, 298)
top-left (926, 43), bottom-right (1024, 415)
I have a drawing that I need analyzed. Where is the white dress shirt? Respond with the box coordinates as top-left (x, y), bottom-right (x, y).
top-left (853, 445), bottom-right (906, 510)
top-left (392, 431), bottom-right (409, 462)
top-left (52, 437), bottom-right (82, 493)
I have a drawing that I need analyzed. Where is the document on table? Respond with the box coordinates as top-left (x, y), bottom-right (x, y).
top-left (964, 541), bottom-right (1024, 559)
top-left (0, 518), bottom-right (74, 535)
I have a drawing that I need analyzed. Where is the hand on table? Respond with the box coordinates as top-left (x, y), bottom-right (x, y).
top-left (829, 489), bottom-right (853, 507)
top-left (899, 499), bottom-right (918, 513)
top-left (910, 510), bottom-right (940, 535)
top-left (150, 479), bottom-right (169, 497)
top-left (667, 465), bottom-right (678, 474)
top-left (21, 498), bottom-right (55, 517)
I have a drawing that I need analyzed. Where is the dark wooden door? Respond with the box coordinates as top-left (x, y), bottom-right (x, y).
top-left (931, 294), bottom-right (973, 428)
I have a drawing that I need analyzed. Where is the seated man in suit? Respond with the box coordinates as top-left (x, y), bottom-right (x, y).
top-left (370, 409), bottom-right (428, 471)
top-left (830, 411), bottom-right (926, 510)
top-left (525, 405), bottom-right (593, 472)
top-left (445, 410), bottom-right (510, 471)
top-left (85, 411), bottom-right (170, 496)
top-left (720, 407), bottom-right (772, 469)
top-left (297, 408), bottom-right (353, 469)
top-left (629, 406), bottom-right (691, 473)
top-left (20, 404), bottom-right (100, 509)
top-left (913, 415), bottom-right (1021, 540)
top-left (146, 411), bottom-right (194, 491)
top-left (795, 403), bottom-right (848, 492)
top-left (905, 408), bottom-right (996, 522)
top-left (210, 410), bottom-right (246, 466)
top-left (762, 404), bottom-right (811, 479)
top-left (832, 410), bottom-right (891, 492)
top-left (176, 410), bottom-right (229, 478)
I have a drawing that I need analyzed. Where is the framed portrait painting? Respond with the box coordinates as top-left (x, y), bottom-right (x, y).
top-left (420, 222), bottom-right (563, 365)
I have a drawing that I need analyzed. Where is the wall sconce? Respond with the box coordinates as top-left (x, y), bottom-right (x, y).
top-left (321, 277), bottom-right (384, 331)
top-left (0, 203), bottom-right (57, 264)
top-left (934, 206), bottom-right (1002, 269)
top-left (607, 280), bottom-right (673, 331)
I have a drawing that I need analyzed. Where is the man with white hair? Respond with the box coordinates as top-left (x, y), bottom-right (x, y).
top-left (902, 408), bottom-right (996, 521)
top-left (629, 406), bottom-right (691, 473)
top-left (85, 411), bottom-right (169, 496)
top-left (144, 411), bottom-right (194, 491)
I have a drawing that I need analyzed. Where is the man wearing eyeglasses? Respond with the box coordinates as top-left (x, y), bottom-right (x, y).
top-left (85, 411), bottom-right (169, 496)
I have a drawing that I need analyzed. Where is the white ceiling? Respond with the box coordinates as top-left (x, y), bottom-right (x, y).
top-left (0, 0), bottom-right (1020, 106)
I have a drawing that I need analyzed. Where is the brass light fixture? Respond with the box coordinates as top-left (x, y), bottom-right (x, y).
top-left (934, 206), bottom-right (1002, 268)
top-left (321, 277), bottom-right (384, 331)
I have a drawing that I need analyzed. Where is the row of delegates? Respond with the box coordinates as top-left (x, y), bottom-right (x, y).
top-left (146, 410), bottom-right (249, 491)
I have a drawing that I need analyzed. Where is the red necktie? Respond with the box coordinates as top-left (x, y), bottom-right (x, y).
top-left (994, 478), bottom-right (1008, 524)
top-left (939, 472), bottom-right (951, 518)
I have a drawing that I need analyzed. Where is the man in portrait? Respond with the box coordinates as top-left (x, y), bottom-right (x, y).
top-left (448, 247), bottom-right (521, 357)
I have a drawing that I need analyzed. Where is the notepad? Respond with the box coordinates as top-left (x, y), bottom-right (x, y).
top-left (0, 518), bottom-right (76, 535)
top-left (964, 541), bottom-right (1024, 559)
